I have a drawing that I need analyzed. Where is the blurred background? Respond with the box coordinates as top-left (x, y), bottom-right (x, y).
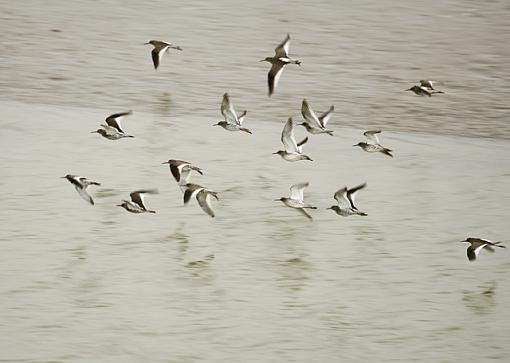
top-left (1, 0), bottom-right (509, 362)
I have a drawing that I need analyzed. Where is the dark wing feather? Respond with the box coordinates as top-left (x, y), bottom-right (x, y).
top-left (346, 183), bottom-right (367, 210)
top-left (170, 164), bottom-right (181, 182)
top-left (467, 246), bottom-right (477, 261)
top-left (151, 48), bottom-right (160, 69)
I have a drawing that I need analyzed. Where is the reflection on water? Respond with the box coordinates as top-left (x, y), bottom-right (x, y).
top-left (462, 281), bottom-right (497, 315)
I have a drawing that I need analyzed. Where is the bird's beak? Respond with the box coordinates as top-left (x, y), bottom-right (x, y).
top-left (259, 59), bottom-right (266, 62)
top-left (59, 176), bottom-right (66, 179)
top-left (272, 152), bottom-right (278, 155)
top-left (274, 199), bottom-right (281, 201)
top-left (326, 207), bottom-right (332, 210)
top-left (405, 88), bottom-right (412, 91)
top-left (161, 161), bottom-right (169, 164)
top-left (116, 204), bottom-right (123, 207)
top-left (144, 42), bottom-right (150, 45)
top-left (212, 123), bottom-right (219, 126)
top-left (352, 144), bottom-right (358, 147)
top-left (90, 130), bottom-right (98, 133)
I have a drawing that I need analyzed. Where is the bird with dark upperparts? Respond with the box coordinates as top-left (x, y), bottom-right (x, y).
top-left (61, 174), bottom-right (100, 205)
top-left (145, 40), bottom-right (182, 70)
top-left (461, 237), bottom-right (506, 261)
top-left (183, 183), bottom-right (219, 218)
top-left (162, 159), bottom-right (203, 191)
top-left (327, 183), bottom-right (367, 216)
top-left (117, 190), bottom-right (158, 213)
top-left (213, 93), bottom-right (251, 134)
top-left (91, 111), bottom-right (134, 140)
top-left (260, 34), bottom-right (301, 96)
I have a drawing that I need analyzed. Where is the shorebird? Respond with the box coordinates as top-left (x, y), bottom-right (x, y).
top-left (162, 159), bottom-right (203, 190)
top-left (299, 99), bottom-right (334, 135)
top-left (91, 111), bottom-right (134, 140)
top-left (183, 183), bottom-right (219, 218)
top-left (213, 93), bottom-right (251, 134)
top-left (61, 174), bottom-right (100, 205)
top-left (461, 238), bottom-right (506, 261)
top-left (273, 118), bottom-right (312, 162)
top-left (261, 34), bottom-right (301, 96)
top-left (276, 182), bottom-right (317, 220)
top-left (353, 130), bottom-right (393, 157)
top-left (117, 190), bottom-right (158, 213)
top-left (327, 183), bottom-right (367, 216)
top-left (145, 40), bottom-right (182, 70)
top-left (406, 85), bottom-right (444, 96)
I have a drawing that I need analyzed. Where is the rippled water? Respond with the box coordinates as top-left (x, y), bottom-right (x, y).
top-left (1, 0), bottom-right (510, 362)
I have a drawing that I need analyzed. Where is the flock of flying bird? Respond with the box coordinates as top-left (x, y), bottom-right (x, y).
top-left (61, 34), bottom-right (504, 262)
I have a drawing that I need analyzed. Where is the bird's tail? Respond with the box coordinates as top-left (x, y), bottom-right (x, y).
top-left (240, 127), bottom-right (252, 134)
top-left (326, 130), bottom-right (334, 136)
top-left (381, 148), bottom-right (393, 158)
top-left (494, 242), bottom-right (506, 248)
top-left (191, 166), bottom-right (204, 175)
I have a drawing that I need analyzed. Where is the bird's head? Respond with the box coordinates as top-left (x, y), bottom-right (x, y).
top-left (213, 121), bottom-right (225, 127)
top-left (353, 142), bottom-right (366, 148)
top-left (144, 40), bottom-right (157, 45)
top-left (274, 197), bottom-right (286, 202)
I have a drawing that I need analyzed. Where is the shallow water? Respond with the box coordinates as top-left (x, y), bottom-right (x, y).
top-left (1, 0), bottom-right (510, 362)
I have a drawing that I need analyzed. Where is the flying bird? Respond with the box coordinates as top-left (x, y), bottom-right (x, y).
top-left (273, 118), bottom-right (312, 162)
top-left (91, 111), bottom-right (134, 140)
top-left (327, 183), bottom-right (367, 216)
top-left (183, 183), bottom-right (219, 218)
top-left (213, 93), bottom-right (251, 134)
top-left (299, 99), bottom-right (334, 135)
top-left (117, 190), bottom-right (158, 213)
top-left (276, 182), bottom-right (317, 220)
top-left (260, 34), bottom-right (301, 96)
top-left (145, 40), bottom-right (182, 70)
top-left (61, 174), bottom-right (100, 205)
top-left (162, 159), bottom-right (203, 191)
top-left (461, 238), bottom-right (506, 261)
top-left (353, 130), bottom-right (393, 157)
